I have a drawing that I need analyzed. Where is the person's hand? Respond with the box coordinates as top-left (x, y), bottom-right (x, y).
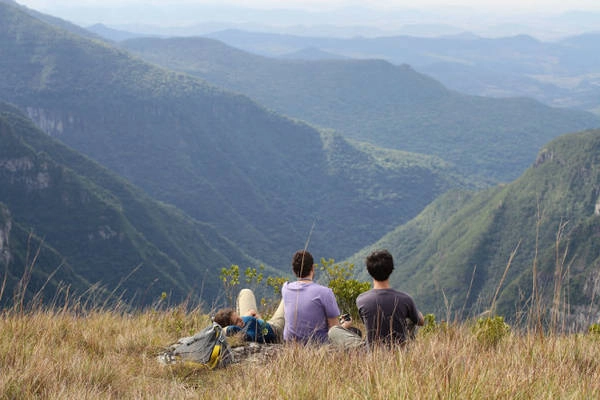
top-left (244, 309), bottom-right (258, 317)
top-left (338, 313), bottom-right (352, 329)
top-left (341, 320), bottom-right (353, 329)
top-left (339, 313), bottom-right (353, 329)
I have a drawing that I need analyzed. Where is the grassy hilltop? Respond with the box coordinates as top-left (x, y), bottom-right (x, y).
top-left (1, 302), bottom-right (599, 399)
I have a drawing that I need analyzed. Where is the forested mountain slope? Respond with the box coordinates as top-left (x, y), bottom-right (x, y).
top-left (0, 103), bottom-right (258, 305)
top-left (348, 129), bottom-right (600, 325)
top-left (0, 1), bottom-right (460, 271)
top-left (121, 36), bottom-right (600, 181)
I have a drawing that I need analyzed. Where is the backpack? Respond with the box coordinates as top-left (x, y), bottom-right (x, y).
top-left (159, 322), bottom-right (234, 369)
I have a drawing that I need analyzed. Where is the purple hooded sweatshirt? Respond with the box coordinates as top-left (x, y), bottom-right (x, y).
top-left (282, 281), bottom-right (340, 344)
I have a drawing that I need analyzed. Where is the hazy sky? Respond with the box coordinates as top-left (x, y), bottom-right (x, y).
top-left (14, 0), bottom-right (600, 39)
top-left (17, 0), bottom-right (600, 13)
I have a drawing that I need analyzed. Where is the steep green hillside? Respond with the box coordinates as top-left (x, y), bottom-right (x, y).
top-left (0, 103), bottom-right (257, 306)
top-left (0, 1), bottom-right (462, 269)
top-left (121, 36), bottom-right (600, 181)
top-left (0, 202), bottom-right (97, 306)
top-left (350, 129), bottom-right (600, 324)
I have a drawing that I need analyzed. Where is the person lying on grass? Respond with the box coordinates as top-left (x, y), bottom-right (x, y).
top-left (213, 306), bottom-right (278, 344)
top-left (214, 286), bottom-right (285, 344)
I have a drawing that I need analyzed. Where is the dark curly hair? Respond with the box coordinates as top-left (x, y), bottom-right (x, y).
top-left (213, 308), bottom-right (236, 327)
top-left (292, 250), bottom-right (314, 278)
top-left (365, 249), bottom-right (394, 281)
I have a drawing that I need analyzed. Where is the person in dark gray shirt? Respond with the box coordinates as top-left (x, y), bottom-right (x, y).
top-left (356, 249), bottom-right (424, 346)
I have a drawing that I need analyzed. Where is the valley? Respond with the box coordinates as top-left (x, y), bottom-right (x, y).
top-left (1, 0), bottom-right (599, 321)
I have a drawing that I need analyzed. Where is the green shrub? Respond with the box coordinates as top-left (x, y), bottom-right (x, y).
top-left (472, 316), bottom-right (510, 348)
top-left (588, 323), bottom-right (600, 336)
top-left (220, 264), bottom-right (241, 306)
top-left (220, 264), bottom-right (288, 315)
top-left (420, 313), bottom-right (438, 335)
top-left (318, 258), bottom-right (371, 320)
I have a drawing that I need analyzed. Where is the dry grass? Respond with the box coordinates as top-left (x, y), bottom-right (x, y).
top-left (1, 306), bottom-right (599, 399)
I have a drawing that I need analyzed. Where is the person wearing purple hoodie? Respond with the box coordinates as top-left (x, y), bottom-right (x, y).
top-left (282, 250), bottom-right (360, 345)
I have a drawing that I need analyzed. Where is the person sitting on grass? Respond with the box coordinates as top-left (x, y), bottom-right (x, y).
top-left (357, 249), bottom-right (424, 347)
top-left (282, 249), bottom-right (362, 346)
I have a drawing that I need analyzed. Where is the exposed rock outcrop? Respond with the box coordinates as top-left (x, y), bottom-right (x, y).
top-left (0, 156), bottom-right (51, 190)
top-left (534, 148), bottom-right (554, 167)
top-left (0, 205), bottom-right (12, 266)
top-left (25, 107), bottom-right (78, 138)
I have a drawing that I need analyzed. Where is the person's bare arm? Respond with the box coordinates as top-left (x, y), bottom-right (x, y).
top-left (416, 311), bottom-right (425, 326)
top-left (328, 317), bottom-right (339, 329)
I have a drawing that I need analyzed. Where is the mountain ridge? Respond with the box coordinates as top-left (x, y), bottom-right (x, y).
top-left (121, 35), bottom-right (600, 181)
top-left (346, 128), bottom-right (600, 325)
top-left (202, 28), bottom-right (600, 115)
top-left (0, 1), bottom-right (460, 273)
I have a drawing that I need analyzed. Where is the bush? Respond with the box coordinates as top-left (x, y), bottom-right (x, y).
top-left (420, 313), bottom-right (438, 335)
top-left (472, 315), bottom-right (510, 348)
top-left (318, 258), bottom-right (371, 320)
top-left (219, 264), bottom-right (288, 316)
top-left (588, 323), bottom-right (600, 336)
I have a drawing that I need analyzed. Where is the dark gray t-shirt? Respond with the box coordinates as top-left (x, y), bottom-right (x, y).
top-left (356, 288), bottom-right (420, 345)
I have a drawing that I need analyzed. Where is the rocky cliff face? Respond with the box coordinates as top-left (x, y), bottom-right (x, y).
top-left (25, 107), bottom-right (71, 138)
top-left (0, 156), bottom-right (51, 190)
top-left (0, 205), bottom-right (12, 266)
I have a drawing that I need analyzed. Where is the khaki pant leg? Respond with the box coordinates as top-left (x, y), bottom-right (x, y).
top-left (328, 325), bottom-right (364, 349)
top-left (267, 299), bottom-right (285, 342)
top-left (236, 288), bottom-right (258, 316)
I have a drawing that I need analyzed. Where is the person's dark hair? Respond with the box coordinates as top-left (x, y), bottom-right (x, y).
top-left (213, 308), bottom-right (236, 327)
top-left (292, 250), bottom-right (314, 278)
top-left (365, 249), bottom-right (394, 281)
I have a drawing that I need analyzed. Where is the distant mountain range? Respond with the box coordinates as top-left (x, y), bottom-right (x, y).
top-left (87, 23), bottom-right (157, 42)
top-left (200, 29), bottom-right (600, 115)
top-left (121, 35), bottom-right (600, 181)
top-left (33, 0), bottom-right (600, 40)
top-left (0, 1), bottom-right (461, 304)
top-left (346, 128), bottom-right (600, 325)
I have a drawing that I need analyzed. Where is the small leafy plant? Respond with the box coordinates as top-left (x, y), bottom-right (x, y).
top-left (588, 323), bottom-right (600, 337)
top-left (220, 264), bottom-right (288, 316)
top-left (318, 258), bottom-right (371, 320)
top-left (220, 264), bottom-right (241, 306)
top-left (420, 313), bottom-right (439, 335)
top-left (472, 315), bottom-right (510, 348)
